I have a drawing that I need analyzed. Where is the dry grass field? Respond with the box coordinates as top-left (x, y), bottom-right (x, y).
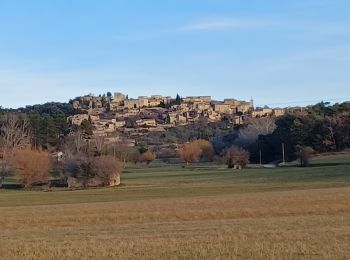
top-left (1, 154), bottom-right (350, 259)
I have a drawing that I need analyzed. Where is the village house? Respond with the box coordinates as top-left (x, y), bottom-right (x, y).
top-left (148, 95), bottom-right (171, 107)
top-left (67, 92), bottom-right (287, 137)
top-left (273, 108), bottom-right (286, 117)
top-left (213, 102), bottom-right (232, 113)
top-left (136, 118), bottom-right (157, 127)
top-left (182, 96), bottom-right (211, 103)
top-left (124, 99), bottom-right (142, 109)
top-left (69, 114), bottom-right (89, 125)
top-left (252, 107), bottom-right (273, 118)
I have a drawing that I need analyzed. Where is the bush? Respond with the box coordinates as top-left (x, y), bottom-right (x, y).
top-left (140, 150), bottom-right (156, 164)
top-left (91, 156), bottom-right (122, 185)
top-left (224, 146), bottom-right (250, 169)
top-left (13, 149), bottom-right (52, 188)
top-left (193, 139), bottom-right (214, 162)
top-left (177, 142), bottom-right (202, 165)
top-left (64, 153), bottom-right (122, 187)
top-left (64, 152), bottom-right (92, 180)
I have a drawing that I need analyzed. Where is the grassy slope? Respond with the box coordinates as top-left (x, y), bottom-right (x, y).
top-left (0, 154), bottom-right (349, 259)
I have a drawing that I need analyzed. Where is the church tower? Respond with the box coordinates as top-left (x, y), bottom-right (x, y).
top-left (250, 97), bottom-right (254, 109)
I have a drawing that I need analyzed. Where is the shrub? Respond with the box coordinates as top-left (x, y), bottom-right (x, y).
top-left (64, 152), bottom-right (92, 180)
top-left (224, 146), bottom-right (250, 169)
top-left (177, 142), bottom-right (202, 165)
top-left (91, 156), bottom-right (122, 185)
top-left (193, 139), bottom-right (214, 162)
top-left (13, 149), bottom-right (52, 188)
top-left (140, 150), bottom-right (156, 164)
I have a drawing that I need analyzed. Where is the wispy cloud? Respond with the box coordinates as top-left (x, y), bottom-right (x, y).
top-left (181, 18), bottom-right (274, 32)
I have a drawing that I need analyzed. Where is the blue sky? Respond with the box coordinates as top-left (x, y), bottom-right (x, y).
top-left (1, 0), bottom-right (350, 108)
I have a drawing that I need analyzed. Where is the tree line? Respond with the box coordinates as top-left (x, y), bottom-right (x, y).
top-left (252, 102), bottom-right (350, 164)
top-left (1, 101), bottom-right (350, 188)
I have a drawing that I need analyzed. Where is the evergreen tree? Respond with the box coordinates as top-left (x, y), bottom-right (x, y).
top-left (175, 93), bottom-right (181, 105)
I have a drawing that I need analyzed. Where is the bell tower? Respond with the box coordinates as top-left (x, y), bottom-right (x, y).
top-left (250, 97), bottom-right (254, 109)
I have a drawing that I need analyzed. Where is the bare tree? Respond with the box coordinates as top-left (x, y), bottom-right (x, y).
top-left (224, 146), bottom-right (250, 169)
top-left (236, 117), bottom-right (276, 146)
top-left (0, 113), bottom-right (31, 151)
top-left (91, 156), bottom-right (122, 185)
top-left (63, 152), bottom-right (93, 187)
top-left (296, 146), bottom-right (314, 167)
top-left (112, 145), bottom-right (136, 168)
top-left (73, 129), bottom-right (85, 153)
top-left (93, 135), bottom-right (105, 155)
top-left (130, 149), bottom-right (141, 164)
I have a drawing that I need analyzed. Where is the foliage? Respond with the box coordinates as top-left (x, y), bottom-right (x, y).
top-left (91, 156), bottom-right (122, 183)
top-left (81, 118), bottom-right (93, 136)
top-left (140, 150), bottom-right (156, 164)
top-left (254, 103), bottom-right (350, 163)
top-left (177, 141), bottom-right (202, 165)
top-left (13, 149), bottom-right (52, 188)
top-left (192, 139), bottom-right (214, 162)
top-left (64, 152), bottom-right (93, 181)
top-left (24, 102), bottom-right (81, 148)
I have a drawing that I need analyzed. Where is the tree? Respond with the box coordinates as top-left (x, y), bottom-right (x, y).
top-left (177, 141), bottom-right (202, 165)
top-left (72, 129), bottom-right (86, 153)
top-left (141, 150), bottom-right (156, 164)
top-left (93, 135), bottom-right (105, 155)
top-left (130, 149), bottom-right (141, 164)
top-left (64, 152), bottom-right (92, 182)
top-left (175, 93), bottom-right (181, 105)
top-left (81, 118), bottom-right (93, 136)
top-left (193, 139), bottom-right (214, 162)
top-left (296, 146), bottom-right (314, 167)
top-left (109, 143), bottom-right (137, 168)
top-left (0, 152), bottom-right (12, 188)
top-left (224, 146), bottom-right (250, 169)
top-left (13, 149), bottom-right (52, 188)
top-left (106, 92), bottom-right (112, 98)
top-left (0, 113), bottom-right (31, 151)
top-left (236, 117), bottom-right (276, 146)
top-left (91, 156), bottom-right (122, 185)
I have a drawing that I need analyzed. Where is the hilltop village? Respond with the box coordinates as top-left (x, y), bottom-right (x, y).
top-left (68, 92), bottom-right (299, 138)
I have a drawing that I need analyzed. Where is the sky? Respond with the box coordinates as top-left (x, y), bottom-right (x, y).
top-left (0, 0), bottom-right (350, 108)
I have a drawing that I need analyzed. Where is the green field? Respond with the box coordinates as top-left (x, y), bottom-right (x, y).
top-left (1, 154), bottom-right (350, 259)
